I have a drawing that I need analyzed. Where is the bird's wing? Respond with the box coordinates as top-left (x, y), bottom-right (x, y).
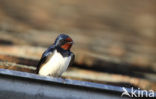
top-left (36, 45), bottom-right (55, 73)
top-left (69, 53), bottom-right (75, 66)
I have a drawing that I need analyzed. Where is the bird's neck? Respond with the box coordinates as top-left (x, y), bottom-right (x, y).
top-left (55, 46), bottom-right (71, 57)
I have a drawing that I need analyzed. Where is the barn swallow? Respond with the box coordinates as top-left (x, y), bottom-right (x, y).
top-left (36, 34), bottom-right (74, 77)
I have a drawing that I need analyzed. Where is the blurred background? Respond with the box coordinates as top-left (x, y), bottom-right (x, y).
top-left (0, 0), bottom-right (156, 91)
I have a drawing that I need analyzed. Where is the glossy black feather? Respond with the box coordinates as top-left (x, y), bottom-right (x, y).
top-left (69, 53), bottom-right (75, 66)
top-left (36, 45), bottom-right (55, 73)
top-left (56, 46), bottom-right (72, 57)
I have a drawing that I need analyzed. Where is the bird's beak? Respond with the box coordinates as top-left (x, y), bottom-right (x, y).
top-left (66, 37), bottom-right (73, 45)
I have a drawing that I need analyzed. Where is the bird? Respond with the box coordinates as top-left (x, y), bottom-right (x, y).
top-left (36, 34), bottom-right (74, 77)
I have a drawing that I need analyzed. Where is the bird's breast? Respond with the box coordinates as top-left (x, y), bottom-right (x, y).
top-left (39, 50), bottom-right (71, 77)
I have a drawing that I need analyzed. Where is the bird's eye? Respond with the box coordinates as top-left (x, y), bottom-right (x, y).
top-left (61, 39), bottom-right (66, 43)
top-left (63, 39), bottom-right (66, 42)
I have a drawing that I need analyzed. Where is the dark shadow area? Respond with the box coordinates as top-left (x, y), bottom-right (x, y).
top-left (73, 62), bottom-right (156, 79)
top-left (0, 39), bottom-right (14, 45)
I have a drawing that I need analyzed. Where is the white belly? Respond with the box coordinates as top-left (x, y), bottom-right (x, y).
top-left (39, 50), bottom-right (71, 77)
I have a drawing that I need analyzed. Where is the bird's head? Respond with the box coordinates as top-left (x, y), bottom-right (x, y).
top-left (54, 34), bottom-right (73, 50)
